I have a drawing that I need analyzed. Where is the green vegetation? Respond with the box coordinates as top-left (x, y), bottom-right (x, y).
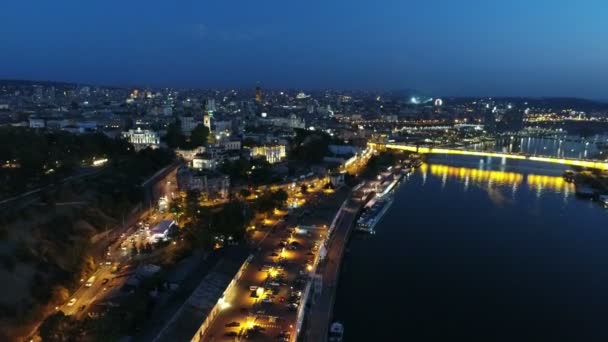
top-left (0, 127), bottom-right (132, 198)
top-left (219, 158), bottom-right (281, 185)
top-left (164, 119), bottom-right (209, 149)
top-left (0, 128), bottom-right (176, 340)
top-left (289, 128), bottom-right (333, 164)
top-left (93, 148), bottom-right (175, 218)
top-left (360, 151), bottom-right (404, 179)
top-left (182, 197), bottom-right (253, 249)
top-left (254, 189), bottom-right (289, 215)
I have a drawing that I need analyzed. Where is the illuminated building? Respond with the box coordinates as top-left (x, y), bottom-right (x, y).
top-left (251, 145), bottom-right (286, 164)
top-left (203, 114), bottom-right (211, 130)
top-left (122, 127), bottom-right (160, 151)
top-left (177, 168), bottom-right (230, 199)
top-left (434, 98), bottom-right (443, 107)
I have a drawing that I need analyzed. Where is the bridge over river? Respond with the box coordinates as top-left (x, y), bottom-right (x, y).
top-left (369, 142), bottom-right (608, 170)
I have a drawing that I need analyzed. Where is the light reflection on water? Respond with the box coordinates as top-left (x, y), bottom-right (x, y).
top-left (420, 163), bottom-right (574, 198)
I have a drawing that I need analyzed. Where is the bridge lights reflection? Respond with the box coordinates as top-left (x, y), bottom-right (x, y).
top-left (427, 164), bottom-right (574, 193)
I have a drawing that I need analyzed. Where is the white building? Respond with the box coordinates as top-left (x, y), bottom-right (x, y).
top-left (192, 153), bottom-right (218, 170)
top-left (122, 127), bottom-right (160, 151)
top-left (149, 220), bottom-right (175, 243)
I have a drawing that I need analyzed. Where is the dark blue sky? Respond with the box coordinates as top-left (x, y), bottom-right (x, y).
top-left (1, 0), bottom-right (606, 98)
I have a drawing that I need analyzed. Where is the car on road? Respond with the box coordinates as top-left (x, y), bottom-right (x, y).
top-left (67, 298), bottom-right (77, 307)
top-left (225, 321), bottom-right (240, 327)
top-left (101, 278), bottom-right (109, 285)
top-left (224, 331), bottom-right (238, 337)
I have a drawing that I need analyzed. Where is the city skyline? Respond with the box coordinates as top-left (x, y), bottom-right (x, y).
top-left (1, 1), bottom-right (607, 99)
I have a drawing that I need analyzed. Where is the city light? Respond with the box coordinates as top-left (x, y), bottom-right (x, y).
top-left (218, 297), bottom-right (230, 310)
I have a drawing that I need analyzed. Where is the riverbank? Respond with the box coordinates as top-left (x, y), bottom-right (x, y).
top-left (301, 162), bottom-right (411, 341)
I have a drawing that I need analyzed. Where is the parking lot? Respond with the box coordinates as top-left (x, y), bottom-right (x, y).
top-left (202, 187), bottom-right (348, 341)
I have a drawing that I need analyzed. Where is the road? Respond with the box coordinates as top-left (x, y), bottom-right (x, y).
top-left (59, 209), bottom-right (174, 317)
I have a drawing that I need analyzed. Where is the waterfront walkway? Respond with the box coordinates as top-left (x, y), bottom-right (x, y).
top-left (304, 197), bottom-right (362, 342)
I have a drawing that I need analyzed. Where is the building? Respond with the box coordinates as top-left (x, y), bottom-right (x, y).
top-left (213, 120), bottom-right (232, 136)
top-left (149, 220), bottom-right (176, 243)
top-left (180, 116), bottom-right (197, 136)
top-left (175, 146), bottom-right (206, 161)
top-left (219, 140), bottom-right (241, 151)
top-left (122, 127), bottom-right (160, 151)
top-left (250, 145), bottom-right (286, 164)
top-left (177, 167), bottom-right (230, 199)
top-left (28, 117), bottom-right (46, 128)
top-left (206, 98), bottom-right (216, 114)
top-left (192, 153), bottom-right (218, 170)
top-left (203, 114), bottom-right (211, 130)
top-left (269, 114), bottom-right (306, 129)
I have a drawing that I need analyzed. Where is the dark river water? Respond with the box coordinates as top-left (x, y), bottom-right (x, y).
top-left (333, 154), bottom-right (608, 342)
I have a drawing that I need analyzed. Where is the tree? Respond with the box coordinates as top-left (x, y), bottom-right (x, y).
top-left (290, 129), bottom-right (331, 165)
top-left (164, 119), bottom-right (185, 148)
top-left (256, 189), bottom-right (288, 214)
top-left (189, 124), bottom-right (210, 147)
top-left (39, 312), bottom-right (79, 342)
top-left (239, 189), bottom-right (251, 198)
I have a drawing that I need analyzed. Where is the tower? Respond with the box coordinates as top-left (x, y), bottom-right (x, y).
top-left (255, 86), bottom-right (263, 103)
top-left (203, 114), bottom-right (211, 130)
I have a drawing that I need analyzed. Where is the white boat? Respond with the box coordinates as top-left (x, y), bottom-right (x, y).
top-left (328, 322), bottom-right (344, 342)
top-left (356, 193), bottom-right (394, 234)
top-left (600, 195), bottom-right (608, 206)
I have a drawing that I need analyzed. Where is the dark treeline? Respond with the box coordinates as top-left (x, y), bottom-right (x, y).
top-left (0, 128), bottom-right (132, 197)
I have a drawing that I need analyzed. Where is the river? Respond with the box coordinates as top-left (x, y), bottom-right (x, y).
top-left (333, 153), bottom-right (608, 341)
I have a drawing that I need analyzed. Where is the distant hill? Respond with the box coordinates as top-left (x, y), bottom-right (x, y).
top-left (0, 79), bottom-right (123, 90)
top-left (444, 96), bottom-right (608, 112)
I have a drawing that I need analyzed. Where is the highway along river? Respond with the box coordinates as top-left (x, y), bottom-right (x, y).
top-left (334, 155), bottom-right (608, 342)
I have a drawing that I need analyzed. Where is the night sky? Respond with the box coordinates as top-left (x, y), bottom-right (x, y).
top-left (1, 0), bottom-right (606, 98)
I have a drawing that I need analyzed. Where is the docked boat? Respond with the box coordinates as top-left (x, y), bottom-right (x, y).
top-left (356, 193), bottom-right (394, 234)
top-left (328, 322), bottom-right (344, 342)
top-left (563, 170), bottom-right (575, 183)
top-left (599, 195), bottom-right (608, 206)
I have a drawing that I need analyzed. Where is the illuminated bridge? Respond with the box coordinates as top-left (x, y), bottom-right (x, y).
top-left (369, 142), bottom-right (608, 170)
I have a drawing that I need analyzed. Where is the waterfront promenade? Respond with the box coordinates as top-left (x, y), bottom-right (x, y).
top-left (304, 196), bottom-right (362, 342)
